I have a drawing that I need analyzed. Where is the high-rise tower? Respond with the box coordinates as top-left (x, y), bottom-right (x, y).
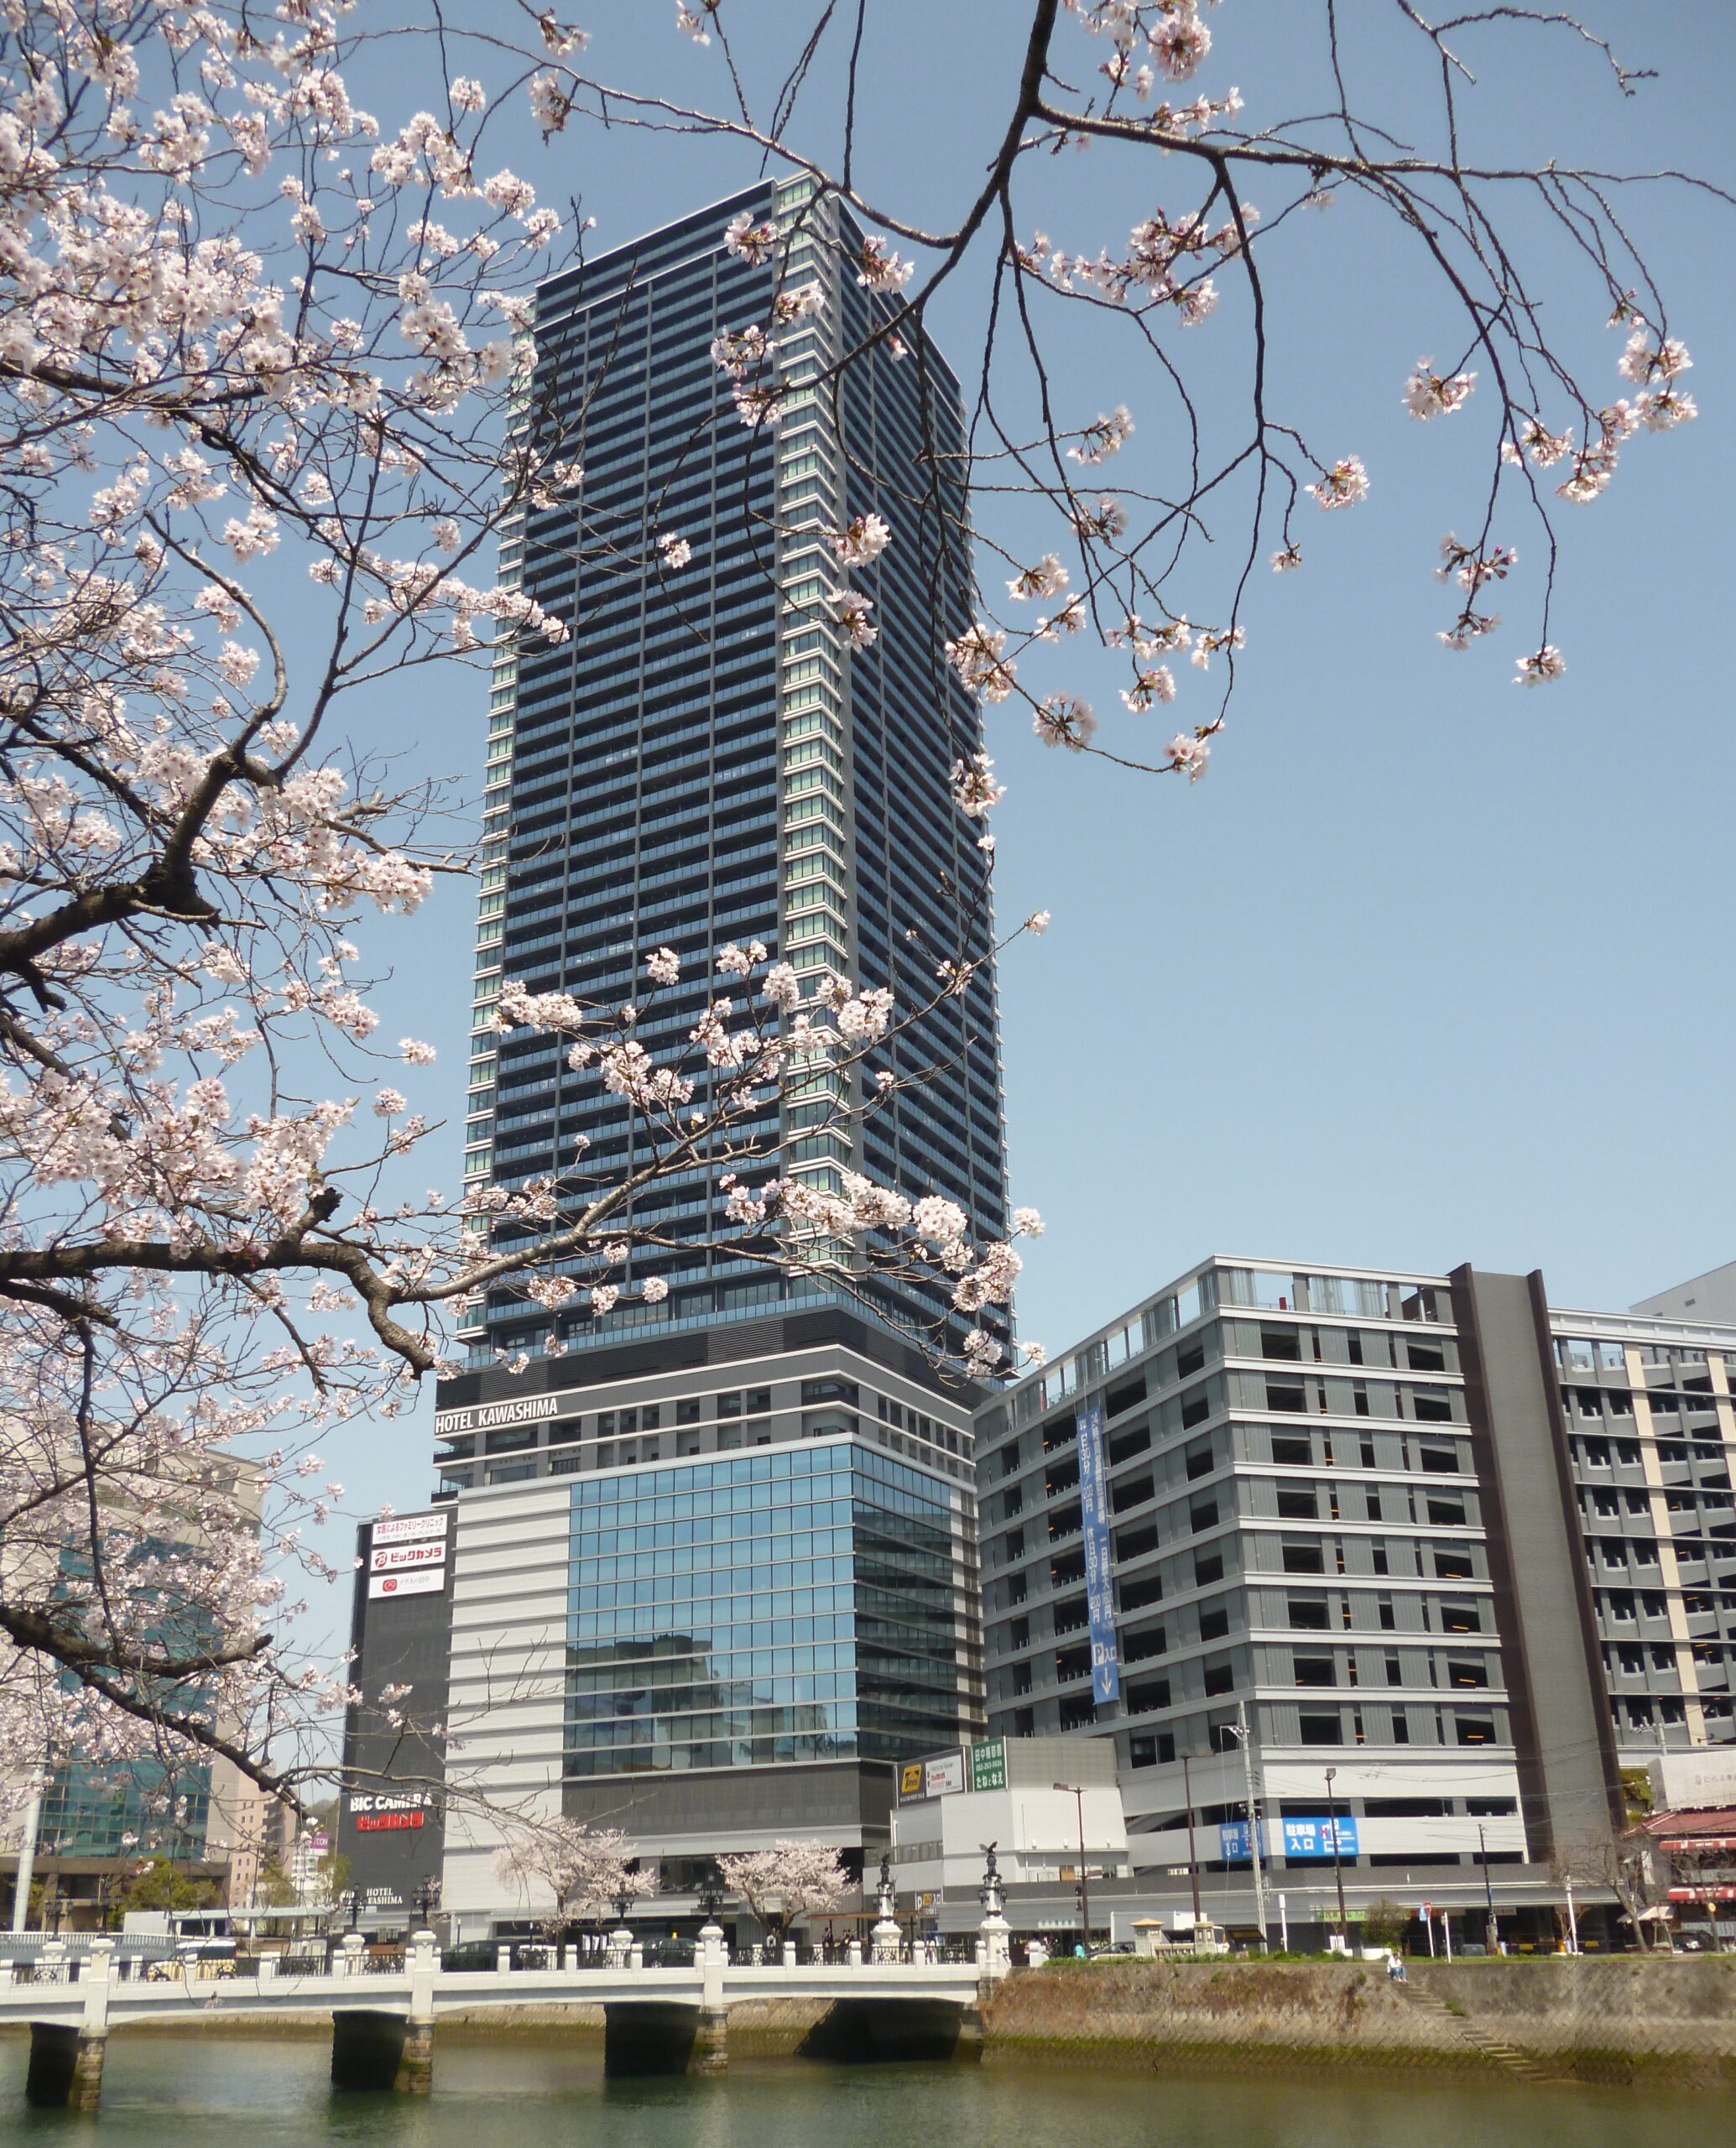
top-left (414, 186), bottom-right (1008, 1905)
top-left (456, 177), bottom-right (1008, 1375)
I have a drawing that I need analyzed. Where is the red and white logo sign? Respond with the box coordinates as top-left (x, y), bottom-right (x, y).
top-left (368, 1568), bottom-right (445, 1600)
top-left (355, 1810), bottom-right (425, 1833)
top-left (369, 1541), bottom-right (446, 1574)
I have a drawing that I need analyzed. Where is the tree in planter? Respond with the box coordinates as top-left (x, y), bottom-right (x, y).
top-left (717, 1841), bottom-right (850, 1957)
top-left (1361, 1896), bottom-right (1410, 1952)
top-left (0, 0), bottom-right (1722, 1846)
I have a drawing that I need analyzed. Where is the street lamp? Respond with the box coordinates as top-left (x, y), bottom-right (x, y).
top-left (413, 1875), bottom-right (441, 1931)
top-left (1181, 1752), bottom-right (1204, 1932)
top-left (1222, 1703), bottom-right (1269, 1947)
top-left (1055, 1783), bottom-right (1092, 1957)
top-left (1478, 1823), bottom-right (1499, 1953)
top-left (1322, 1769), bottom-right (1349, 1950)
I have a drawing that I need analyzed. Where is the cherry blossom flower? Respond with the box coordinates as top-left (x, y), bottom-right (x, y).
top-left (1308, 456), bottom-right (1369, 510)
top-left (1165, 732), bottom-right (1212, 780)
top-left (1033, 695), bottom-right (1097, 751)
top-left (1404, 358), bottom-right (1477, 420)
top-left (951, 753), bottom-right (1006, 819)
top-left (1515, 644), bottom-right (1566, 687)
top-left (829, 514), bottom-right (892, 566)
top-left (830, 590), bottom-right (878, 648)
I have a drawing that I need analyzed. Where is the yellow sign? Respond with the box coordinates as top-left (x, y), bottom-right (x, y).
top-left (899, 1762), bottom-right (924, 1796)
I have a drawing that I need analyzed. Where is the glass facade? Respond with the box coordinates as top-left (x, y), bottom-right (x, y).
top-left (565, 1441), bottom-right (962, 1776)
top-left (37, 1758), bottom-right (209, 1861)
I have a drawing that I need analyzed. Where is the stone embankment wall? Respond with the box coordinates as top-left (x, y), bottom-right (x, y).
top-left (980, 1958), bottom-right (1736, 2087)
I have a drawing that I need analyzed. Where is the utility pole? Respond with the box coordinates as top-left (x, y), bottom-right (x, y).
top-left (1563, 1869), bottom-right (1579, 1955)
top-left (1323, 1767), bottom-right (1349, 1949)
top-left (1181, 1752), bottom-right (1203, 1929)
top-left (1056, 1783), bottom-right (1091, 1956)
top-left (1478, 1822), bottom-right (1499, 1953)
top-left (1233, 1700), bottom-right (1269, 1947)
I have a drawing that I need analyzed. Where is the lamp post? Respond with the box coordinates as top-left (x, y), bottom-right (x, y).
top-left (1224, 1703), bottom-right (1269, 1947)
top-left (1181, 1752), bottom-right (1203, 1931)
top-left (412, 1875), bottom-right (440, 1932)
top-left (1323, 1769), bottom-right (1348, 1950)
top-left (1478, 1823), bottom-right (1499, 1953)
top-left (1055, 1783), bottom-right (1091, 1956)
top-left (1563, 1868), bottom-right (1579, 1956)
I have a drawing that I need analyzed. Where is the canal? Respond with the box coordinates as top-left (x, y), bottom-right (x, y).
top-left (0, 2034), bottom-right (1728, 2147)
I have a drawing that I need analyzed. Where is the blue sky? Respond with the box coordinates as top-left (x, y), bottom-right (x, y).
top-left (321, 1), bottom-right (1736, 1542)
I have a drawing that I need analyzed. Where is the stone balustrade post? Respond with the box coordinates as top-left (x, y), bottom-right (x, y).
top-left (1025, 1937), bottom-right (1049, 1969)
top-left (780, 1938), bottom-right (796, 1970)
top-left (847, 1937), bottom-right (863, 1968)
top-left (495, 1944), bottom-right (513, 1975)
top-left (341, 1933), bottom-right (365, 1981)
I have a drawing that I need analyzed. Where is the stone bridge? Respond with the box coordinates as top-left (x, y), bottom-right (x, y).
top-left (4, 1920), bottom-right (1013, 2109)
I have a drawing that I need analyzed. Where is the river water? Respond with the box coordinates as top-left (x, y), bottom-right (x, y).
top-left (0, 2034), bottom-right (1727, 2147)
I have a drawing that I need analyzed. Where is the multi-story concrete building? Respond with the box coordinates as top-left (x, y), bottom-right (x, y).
top-left (347, 187), bottom-right (1013, 1911)
top-left (974, 1258), bottom-right (1736, 1945)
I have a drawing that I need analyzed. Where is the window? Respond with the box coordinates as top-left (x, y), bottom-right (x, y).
top-left (746, 1388), bottom-right (772, 1413)
top-left (1194, 1550), bottom-right (1224, 1588)
top-left (1120, 1573), bottom-right (1164, 1612)
top-left (1185, 1440), bottom-right (1215, 1480)
top-left (1177, 1342), bottom-right (1206, 1379)
top-left (1128, 1677), bottom-right (1172, 1713)
top-left (1261, 1327), bottom-right (1303, 1362)
top-left (1123, 1624), bottom-right (1167, 1663)
top-left (1203, 1660), bottom-right (1235, 1697)
top-left (1199, 1604), bottom-right (1230, 1642)
top-left (1181, 1390), bottom-right (1211, 1430)
top-left (1378, 1596), bottom-right (1396, 1632)
top-left (1434, 1549), bottom-right (1475, 1581)
top-left (1455, 1716), bottom-right (1496, 1746)
top-left (1190, 1495), bottom-right (1219, 1533)
top-left (676, 1399), bottom-right (701, 1425)
top-left (1288, 1595), bottom-right (1331, 1630)
top-left (1412, 1392), bottom-right (1452, 1423)
top-left (1299, 1712), bottom-right (1344, 1746)
top-left (1271, 1436), bottom-right (1312, 1468)
top-left (1418, 1445), bottom-right (1458, 1475)
top-left (1438, 1598), bottom-right (1481, 1634)
top-left (1426, 1495), bottom-right (1468, 1528)
top-left (1283, 1542), bottom-right (1326, 1575)
top-left (716, 1392), bottom-right (742, 1418)
top-left (801, 1378), bottom-right (859, 1405)
top-left (1128, 1735), bottom-right (1160, 1768)
top-left (1117, 1524), bottom-right (1160, 1561)
top-left (1277, 1486), bottom-right (1319, 1520)
top-left (1447, 1658), bottom-right (1489, 1690)
top-left (1294, 1654), bottom-right (1336, 1687)
top-left (1407, 1342), bottom-right (1447, 1373)
top-left (1266, 1380), bottom-right (1307, 1414)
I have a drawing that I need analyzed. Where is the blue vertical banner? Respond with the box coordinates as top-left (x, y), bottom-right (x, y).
top-left (1076, 1400), bottom-right (1120, 1704)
